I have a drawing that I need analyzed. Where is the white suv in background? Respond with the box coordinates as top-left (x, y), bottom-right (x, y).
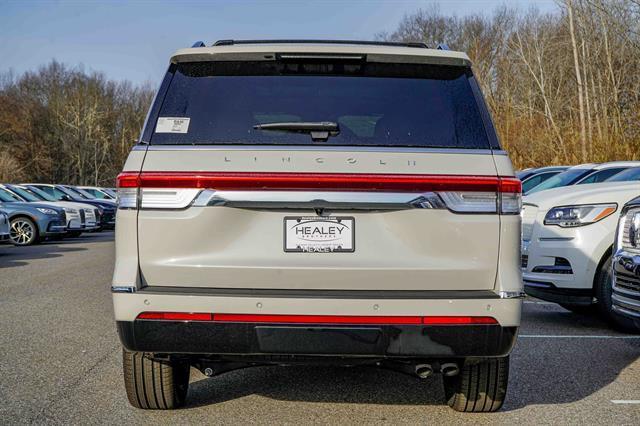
top-left (522, 180), bottom-right (640, 326)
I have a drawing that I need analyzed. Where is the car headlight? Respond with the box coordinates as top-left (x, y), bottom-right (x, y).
top-left (36, 207), bottom-right (58, 215)
top-left (544, 203), bottom-right (617, 228)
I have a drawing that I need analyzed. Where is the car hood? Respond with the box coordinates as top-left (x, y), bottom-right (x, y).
top-left (523, 181), bottom-right (640, 210)
top-left (0, 202), bottom-right (63, 213)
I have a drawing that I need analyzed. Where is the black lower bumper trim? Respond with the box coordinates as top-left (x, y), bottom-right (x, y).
top-left (524, 281), bottom-right (592, 305)
top-left (117, 320), bottom-right (517, 359)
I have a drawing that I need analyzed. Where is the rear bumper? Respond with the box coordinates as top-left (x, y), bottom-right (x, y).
top-left (524, 280), bottom-right (593, 305)
top-left (117, 319), bottom-right (517, 358)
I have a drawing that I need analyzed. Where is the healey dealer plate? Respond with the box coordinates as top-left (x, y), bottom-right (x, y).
top-left (284, 216), bottom-right (355, 253)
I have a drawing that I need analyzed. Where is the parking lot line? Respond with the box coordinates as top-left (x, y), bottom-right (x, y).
top-left (611, 400), bottom-right (640, 404)
top-left (519, 335), bottom-right (640, 339)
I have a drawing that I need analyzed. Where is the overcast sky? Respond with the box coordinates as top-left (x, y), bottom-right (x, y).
top-left (0, 0), bottom-right (558, 86)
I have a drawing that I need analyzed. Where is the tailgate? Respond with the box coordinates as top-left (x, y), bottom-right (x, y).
top-left (136, 147), bottom-right (501, 291)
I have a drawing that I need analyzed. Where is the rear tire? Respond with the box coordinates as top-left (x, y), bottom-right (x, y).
top-left (594, 254), bottom-right (639, 332)
top-left (443, 357), bottom-right (509, 412)
top-left (122, 349), bottom-right (190, 409)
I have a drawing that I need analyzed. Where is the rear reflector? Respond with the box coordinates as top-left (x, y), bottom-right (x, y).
top-left (136, 312), bottom-right (498, 325)
top-left (118, 171), bottom-right (521, 193)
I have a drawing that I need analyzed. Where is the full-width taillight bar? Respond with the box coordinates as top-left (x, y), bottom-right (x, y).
top-left (117, 171), bottom-right (521, 214)
top-left (118, 171), bottom-right (520, 193)
top-left (135, 312), bottom-right (498, 325)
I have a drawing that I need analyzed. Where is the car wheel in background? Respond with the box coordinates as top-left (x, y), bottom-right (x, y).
top-left (595, 254), bottom-right (639, 333)
top-left (10, 217), bottom-right (39, 246)
top-left (443, 356), bottom-right (509, 412)
top-left (122, 349), bottom-right (190, 409)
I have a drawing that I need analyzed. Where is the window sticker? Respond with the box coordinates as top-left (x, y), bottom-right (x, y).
top-left (155, 117), bottom-right (190, 134)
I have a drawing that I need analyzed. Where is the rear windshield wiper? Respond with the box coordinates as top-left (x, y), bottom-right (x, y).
top-left (253, 121), bottom-right (340, 142)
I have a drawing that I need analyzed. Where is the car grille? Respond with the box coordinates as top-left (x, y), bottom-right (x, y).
top-left (84, 208), bottom-right (95, 223)
top-left (79, 209), bottom-right (86, 225)
top-left (521, 204), bottom-right (538, 241)
top-left (613, 268), bottom-right (640, 317)
top-left (521, 255), bottom-right (528, 269)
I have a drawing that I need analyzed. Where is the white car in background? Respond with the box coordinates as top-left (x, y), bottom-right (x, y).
top-left (526, 161), bottom-right (640, 195)
top-left (522, 180), bottom-right (640, 327)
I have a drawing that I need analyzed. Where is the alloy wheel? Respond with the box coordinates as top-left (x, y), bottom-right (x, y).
top-left (10, 219), bottom-right (36, 246)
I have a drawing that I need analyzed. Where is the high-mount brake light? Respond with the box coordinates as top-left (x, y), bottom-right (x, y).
top-left (136, 312), bottom-right (499, 325)
top-left (117, 172), bottom-right (521, 214)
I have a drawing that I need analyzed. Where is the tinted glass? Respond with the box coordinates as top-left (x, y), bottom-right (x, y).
top-left (31, 185), bottom-right (67, 200)
top-left (522, 172), bottom-right (559, 194)
top-left (527, 169), bottom-right (592, 194)
top-left (6, 186), bottom-right (39, 202)
top-left (0, 188), bottom-right (23, 202)
top-left (605, 167), bottom-right (640, 182)
top-left (150, 61), bottom-right (491, 148)
top-left (24, 186), bottom-right (57, 201)
top-left (72, 187), bottom-right (97, 199)
top-left (577, 168), bottom-right (626, 184)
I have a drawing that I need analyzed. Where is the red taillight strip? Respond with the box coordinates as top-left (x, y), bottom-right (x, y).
top-left (136, 312), bottom-right (213, 321)
top-left (118, 171), bottom-right (521, 193)
top-left (422, 316), bottom-right (498, 325)
top-left (136, 312), bottom-right (498, 325)
top-left (212, 314), bottom-right (423, 324)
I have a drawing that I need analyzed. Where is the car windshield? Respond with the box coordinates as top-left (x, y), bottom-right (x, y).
top-left (58, 186), bottom-right (85, 199)
top-left (103, 188), bottom-right (117, 198)
top-left (604, 167), bottom-right (640, 182)
top-left (150, 61), bottom-right (495, 149)
top-left (5, 186), bottom-right (40, 202)
top-left (0, 187), bottom-right (24, 202)
top-left (24, 186), bottom-right (57, 201)
top-left (526, 169), bottom-right (592, 194)
top-left (73, 187), bottom-right (97, 199)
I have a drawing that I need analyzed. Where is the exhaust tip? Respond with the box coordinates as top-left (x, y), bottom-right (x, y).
top-left (440, 363), bottom-right (460, 377)
top-left (415, 364), bottom-right (433, 379)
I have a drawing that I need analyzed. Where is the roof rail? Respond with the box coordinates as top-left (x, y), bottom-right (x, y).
top-left (212, 39), bottom-right (428, 49)
top-left (191, 41), bottom-right (206, 48)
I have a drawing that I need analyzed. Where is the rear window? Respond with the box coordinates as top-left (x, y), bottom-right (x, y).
top-left (149, 61), bottom-right (493, 149)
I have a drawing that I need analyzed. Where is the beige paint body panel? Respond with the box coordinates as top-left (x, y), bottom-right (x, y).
top-left (135, 148), bottom-right (502, 291)
top-left (140, 147), bottom-right (500, 175)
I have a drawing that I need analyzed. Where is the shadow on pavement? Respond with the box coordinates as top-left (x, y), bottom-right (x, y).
top-left (186, 365), bottom-right (442, 408)
top-left (0, 240), bottom-right (87, 268)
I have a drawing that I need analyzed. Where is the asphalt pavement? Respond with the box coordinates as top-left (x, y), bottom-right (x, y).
top-left (1, 233), bottom-right (639, 425)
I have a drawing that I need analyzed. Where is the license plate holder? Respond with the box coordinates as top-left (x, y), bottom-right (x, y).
top-left (284, 216), bottom-right (355, 253)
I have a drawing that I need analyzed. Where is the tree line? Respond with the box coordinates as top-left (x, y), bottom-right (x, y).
top-left (0, 0), bottom-right (638, 185)
top-left (380, 0), bottom-right (640, 167)
top-left (0, 62), bottom-right (153, 185)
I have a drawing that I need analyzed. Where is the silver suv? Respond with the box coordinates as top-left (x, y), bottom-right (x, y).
top-left (112, 40), bottom-right (523, 413)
